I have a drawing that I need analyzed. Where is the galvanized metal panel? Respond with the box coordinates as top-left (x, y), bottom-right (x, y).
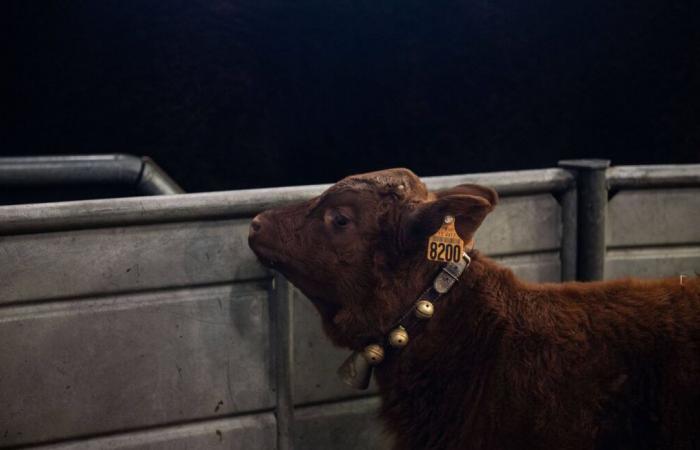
top-left (475, 194), bottom-right (561, 256)
top-left (292, 253), bottom-right (560, 405)
top-left (0, 219), bottom-right (266, 305)
top-left (30, 414), bottom-right (277, 450)
top-left (294, 397), bottom-right (390, 450)
top-left (607, 188), bottom-right (700, 247)
top-left (0, 283), bottom-right (273, 447)
top-left (293, 288), bottom-right (378, 406)
top-left (605, 246), bottom-right (700, 280)
top-left (495, 252), bottom-right (562, 282)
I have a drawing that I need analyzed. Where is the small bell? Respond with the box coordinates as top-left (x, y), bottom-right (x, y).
top-left (362, 344), bottom-right (385, 365)
top-left (388, 326), bottom-right (409, 348)
top-left (415, 300), bottom-right (434, 319)
top-left (337, 351), bottom-right (373, 390)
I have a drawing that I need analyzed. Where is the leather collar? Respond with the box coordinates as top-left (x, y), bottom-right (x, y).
top-left (338, 245), bottom-right (473, 390)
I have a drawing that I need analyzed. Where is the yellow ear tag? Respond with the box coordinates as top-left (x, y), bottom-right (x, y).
top-left (427, 215), bottom-right (464, 263)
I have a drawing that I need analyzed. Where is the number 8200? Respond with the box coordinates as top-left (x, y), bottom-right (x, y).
top-left (428, 242), bottom-right (462, 262)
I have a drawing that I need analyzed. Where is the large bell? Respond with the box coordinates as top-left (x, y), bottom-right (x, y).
top-left (337, 351), bottom-right (373, 390)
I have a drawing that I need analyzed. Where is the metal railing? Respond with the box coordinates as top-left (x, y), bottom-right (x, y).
top-left (0, 167), bottom-right (578, 283)
top-left (0, 154), bottom-right (184, 196)
top-left (559, 160), bottom-right (700, 281)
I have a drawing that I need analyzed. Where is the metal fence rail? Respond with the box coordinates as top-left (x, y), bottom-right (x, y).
top-left (0, 163), bottom-right (698, 450)
top-left (0, 167), bottom-right (571, 233)
top-left (0, 154), bottom-right (184, 196)
top-left (608, 164), bottom-right (700, 189)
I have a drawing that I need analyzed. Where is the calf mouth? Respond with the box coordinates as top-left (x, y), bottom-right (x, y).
top-left (250, 237), bottom-right (342, 319)
top-left (249, 239), bottom-right (286, 269)
top-left (248, 217), bottom-right (344, 324)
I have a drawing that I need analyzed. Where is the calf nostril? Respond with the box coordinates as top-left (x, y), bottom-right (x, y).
top-left (251, 216), bottom-right (262, 233)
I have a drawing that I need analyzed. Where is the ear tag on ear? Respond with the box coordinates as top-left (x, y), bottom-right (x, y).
top-left (427, 215), bottom-right (464, 263)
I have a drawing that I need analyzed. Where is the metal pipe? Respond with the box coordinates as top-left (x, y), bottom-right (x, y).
top-left (607, 164), bottom-right (700, 189)
top-left (0, 154), bottom-right (183, 195)
top-left (272, 273), bottom-right (295, 450)
top-left (427, 168), bottom-right (574, 195)
top-left (557, 186), bottom-right (577, 281)
top-left (138, 157), bottom-right (184, 195)
top-left (558, 159), bottom-right (610, 281)
top-left (0, 168), bottom-right (574, 235)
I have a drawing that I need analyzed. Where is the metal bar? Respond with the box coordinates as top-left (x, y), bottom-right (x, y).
top-left (0, 154), bottom-right (142, 185)
top-left (0, 154), bottom-right (183, 195)
top-left (559, 159), bottom-right (611, 281)
top-left (271, 273), bottom-right (295, 450)
top-left (139, 157), bottom-right (185, 195)
top-left (0, 168), bottom-right (573, 235)
top-left (426, 168), bottom-right (574, 195)
top-left (608, 164), bottom-right (700, 189)
top-left (557, 186), bottom-right (577, 281)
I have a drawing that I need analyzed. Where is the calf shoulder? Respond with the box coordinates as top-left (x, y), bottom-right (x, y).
top-left (377, 257), bottom-right (700, 450)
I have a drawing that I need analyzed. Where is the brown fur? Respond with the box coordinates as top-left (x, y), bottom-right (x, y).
top-left (249, 168), bottom-right (700, 450)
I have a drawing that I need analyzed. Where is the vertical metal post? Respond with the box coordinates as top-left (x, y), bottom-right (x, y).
top-left (557, 185), bottom-right (577, 281)
top-left (558, 160), bottom-right (611, 281)
top-left (272, 272), bottom-right (295, 450)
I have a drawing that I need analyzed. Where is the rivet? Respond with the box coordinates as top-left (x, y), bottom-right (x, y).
top-left (444, 215), bottom-right (454, 224)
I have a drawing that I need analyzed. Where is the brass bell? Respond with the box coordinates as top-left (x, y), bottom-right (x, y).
top-left (362, 344), bottom-right (385, 365)
top-left (415, 300), bottom-right (434, 319)
top-left (388, 326), bottom-right (409, 348)
top-left (338, 351), bottom-right (373, 390)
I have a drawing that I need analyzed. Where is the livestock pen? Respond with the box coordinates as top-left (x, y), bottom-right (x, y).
top-left (1, 161), bottom-right (698, 449)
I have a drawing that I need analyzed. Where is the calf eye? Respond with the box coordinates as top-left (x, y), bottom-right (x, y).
top-left (333, 213), bottom-right (350, 227)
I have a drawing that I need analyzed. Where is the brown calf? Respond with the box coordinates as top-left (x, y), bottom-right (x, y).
top-left (248, 168), bottom-right (699, 450)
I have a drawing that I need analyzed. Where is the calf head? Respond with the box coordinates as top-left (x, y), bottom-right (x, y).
top-left (248, 168), bottom-right (497, 349)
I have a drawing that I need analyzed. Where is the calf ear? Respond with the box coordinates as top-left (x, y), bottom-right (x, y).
top-left (441, 183), bottom-right (498, 208)
top-left (400, 184), bottom-right (498, 249)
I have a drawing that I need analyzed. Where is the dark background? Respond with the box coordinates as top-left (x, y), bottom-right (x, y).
top-left (4, 0), bottom-right (699, 193)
